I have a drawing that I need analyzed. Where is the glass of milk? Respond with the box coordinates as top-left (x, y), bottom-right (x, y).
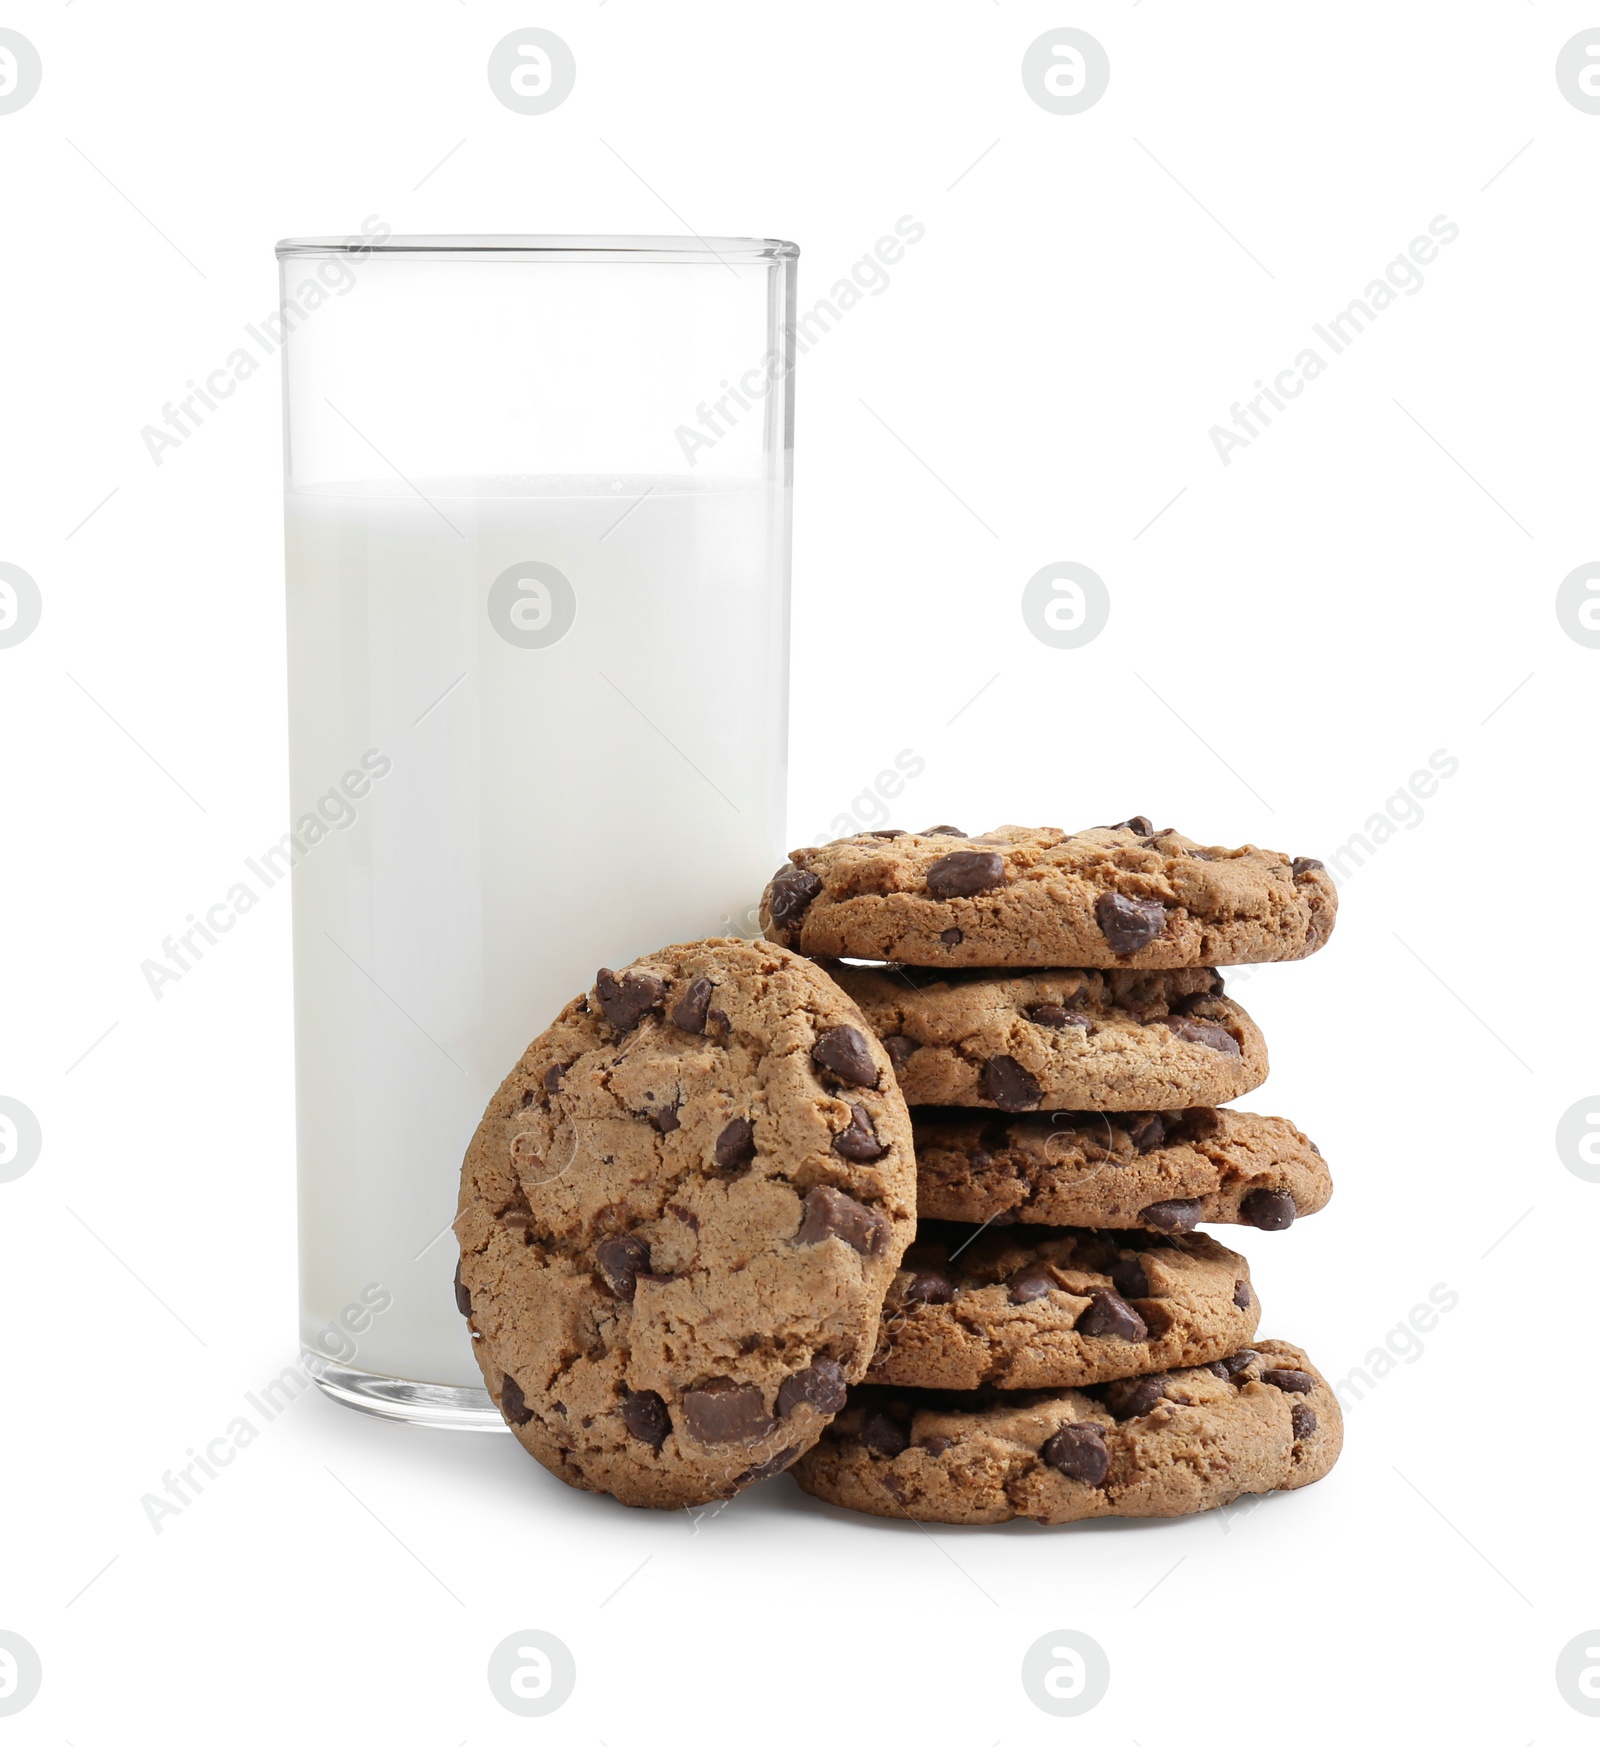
top-left (276, 235), bottom-right (797, 1427)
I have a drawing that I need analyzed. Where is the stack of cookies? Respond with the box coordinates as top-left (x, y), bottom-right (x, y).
top-left (765, 819), bottom-right (1343, 1523)
top-left (454, 817), bottom-right (1343, 1527)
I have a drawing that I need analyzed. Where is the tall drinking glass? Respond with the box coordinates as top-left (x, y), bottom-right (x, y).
top-left (277, 235), bottom-right (796, 1427)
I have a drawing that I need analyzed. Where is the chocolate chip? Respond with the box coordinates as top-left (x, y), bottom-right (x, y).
top-left (652, 1103), bottom-right (680, 1133)
top-left (595, 1233), bottom-right (651, 1301)
top-left (767, 865), bottom-right (823, 937)
top-left (926, 849), bottom-right (1007, 899)
top-left (1102, 1375), bottom-right (1168, 1420)
top-left (982, 1054), bottom-right (1042, 1112)
top-left (1210, 1348), bottom-right (1256, 1378)
top-left (794, 1184), bottom-right (890, 1257)
top-left (1076, 1290), bottom-right (1148, 1341)
top-left (776, 1357), bottom-right (849, 1418)
top-left (1140, 1197), bottom-right (1203, 1234)
top-left (499, 1373), bottom-right (534, 1426)
top-left (811, 1025), bottom-right (880, 1089)
top-left (1105, 815), bottom-right (1154, 835)
top-left (595, 968), bottom-right (665, 1031)
top-left (542, 1062), bottom-right (568, 1092)
top-left (939, 928), bottom-right (963, 947)
top-left (904, 1266), bottom-right (956, 1305)
top-left (453, 1262), bottom-right (472, 1317)
top-left (714, 1118), bottom-right (756, 1171)
top-left (1008, 1267), bottom-right (1056, 1304)
top-left (667, 1203), bottom-right (699, 1231)
top-left (832, 1102), bottom-right (888, 1161)
top-left (1232, 1279), bottom-right (1252, 1310)
top-left (1026, 1003), bottom-right (1091, 1029)
top-left (735, 1445), bottom-right (802, 1485)
top-left (1154, 1016), bottom-right (1241, 1056)
top-left (865, 829), bottom-right (905, 839)
top-left (859, 1410), bottom-right (909, 1457)
top-left (670, 976), bottom-right (714, 1033)
top-left (620, 1388), bottom-right (670, 1450)
top-left (519, 1089), bottom-right (536, 1108)
top-left (1291, 857), bottom-right (1325, 878)
top-left (680, 1379), bottom-right (776, 1445)
top-left (1290, 1403), bottom-right (1318, 1439)
top-left (1111, 1255), bottom-right (1149, 1299)
top-left (921, 1435), bottom-right (952, 1456)
top-left (922, 825), bottom-right (965, 837)
top-left (1125, 1113), bottom-right (1166, 1152)
top-left (1094, 891), bottom-right (1168, 955)
top-left (1041, 1422), bottom-right (1111, 1485)
top-left (883, 1035), bottom-right (920, 1068)
top-left (1261, 1367), bottom-right (1315, 1394)
top-left (1240, 1187), bottom-right (1296, 1230)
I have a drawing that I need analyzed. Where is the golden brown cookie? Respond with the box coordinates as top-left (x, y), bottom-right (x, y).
top-left (868, 1223), bottom-right (1258, 1390)
top-left (454, 940), bottom-right (917, 1509)
top-left (826, 963), bottom-right (1266, 1112)
top-left (792, 1340), bottom-right (1340, 1524)
top-left (913, 1106), bottom-right (1330, 1231)
top-left (761, 821), bottom-right (1336, 968)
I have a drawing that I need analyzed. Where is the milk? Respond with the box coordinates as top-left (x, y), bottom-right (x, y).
top-left (286, 476), bottom-right (788, 1388)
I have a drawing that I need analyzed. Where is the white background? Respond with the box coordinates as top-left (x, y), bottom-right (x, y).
top-left (3, 2), bottom-right (1596, 1740)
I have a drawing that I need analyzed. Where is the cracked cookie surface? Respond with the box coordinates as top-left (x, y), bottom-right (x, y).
top-left (454, 939), bottom-right (916, 1509)
top-left (827, 963), bottom-right (1266, 1111)
top-left (761, 822), bottom-right (1336, 968)
top-left (793, 1340), bottom-right (1340, 1524)
top-left (914, 1106), bottom-right (1330, 1231)
top-left (868, 1222), bottom-right (1258, 1390)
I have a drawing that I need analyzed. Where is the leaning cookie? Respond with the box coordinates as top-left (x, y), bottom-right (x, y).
top-left (792, 1341), bottom-right (1340, 1525)
top-left (826, 963), bottom-right (1266, 1112)
top-left (454, 940), bottom-right (917, 1510)
top-left (914, 1106), bottom-right (1330, 1232)
top-left (762, 821), bottom-right (1336, 968)
top-left (867, 1223), bottom-right (1258, 1390)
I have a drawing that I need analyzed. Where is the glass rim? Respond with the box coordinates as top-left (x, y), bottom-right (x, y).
top-left (275, 233), bottom-right (798, 263)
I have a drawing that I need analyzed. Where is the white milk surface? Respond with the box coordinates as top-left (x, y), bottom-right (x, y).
top-left (285, 476), bottom-right (788, 1384)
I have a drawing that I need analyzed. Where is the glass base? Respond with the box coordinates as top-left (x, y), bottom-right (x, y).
top-left (304, 1350), bottom-right (509, 1432)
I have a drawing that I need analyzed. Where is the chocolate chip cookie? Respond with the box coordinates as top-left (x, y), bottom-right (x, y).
top-left (762, 822), bottom-right (1336, 968)
top-left (914, 1106), bottom-right (1330, 1232)
top-left (827, 964), bottom-right (1266, 1112)
top-left (454, 939), bottom-right (917, 1510)
top-left (792, 1341), bottom-right (1340, 1524)
top-left (868, 1223), bottom-right (1258, 1390)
